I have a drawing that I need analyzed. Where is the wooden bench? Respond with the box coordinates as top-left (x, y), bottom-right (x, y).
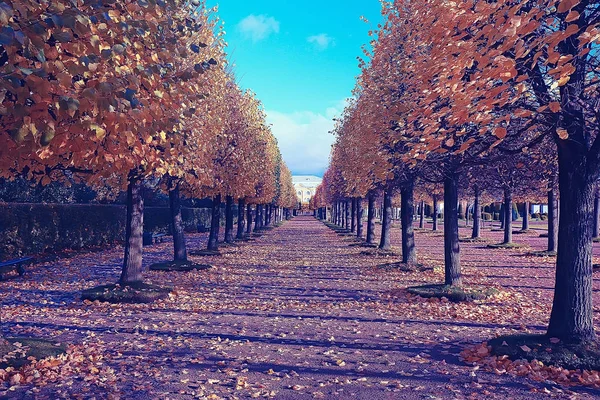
top-left (143, 233), bottom-right (167, 246)
top-left (0, 257), bottom-right (33, 281)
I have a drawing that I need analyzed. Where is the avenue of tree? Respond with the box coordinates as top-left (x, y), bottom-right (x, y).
top-left (0, 0), bottom-right (297, 295)
top-left (313, 0), bottom-right (600, 351)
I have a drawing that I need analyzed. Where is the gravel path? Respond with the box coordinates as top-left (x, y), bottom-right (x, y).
top-left (1, 216), bottom-right (598, 399)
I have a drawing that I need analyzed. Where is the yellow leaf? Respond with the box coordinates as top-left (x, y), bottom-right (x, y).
top-left (548, 102), bottom-right (561, 112)
top-left (557, 128), bottom-right (569, 140)
top-left (557, 0), bottom-right (579, 14)
top-left (494, 127), bottom-right (507, 139)
top-left (566, 10), bottom-right (580, 22)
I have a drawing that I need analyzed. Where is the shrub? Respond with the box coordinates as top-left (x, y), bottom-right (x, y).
top-left (0, 204), bottom-right (224, 259)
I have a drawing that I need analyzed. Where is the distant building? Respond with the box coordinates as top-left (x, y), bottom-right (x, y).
top-left (292, 175), bottom-right (322, 205)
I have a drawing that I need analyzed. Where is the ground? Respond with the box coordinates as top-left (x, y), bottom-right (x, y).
top-left (0, 216), bottom-right (599, 399)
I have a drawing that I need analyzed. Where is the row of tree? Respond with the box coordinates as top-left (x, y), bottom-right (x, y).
top-left (314, 0), bottom-right (599, 344)
top-left (0, 1), bottom-right (297, 286)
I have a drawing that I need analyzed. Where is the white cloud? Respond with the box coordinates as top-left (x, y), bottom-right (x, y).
top-left (266, 100), bottom-right (349, 176)
top-left (307, 33), bottom-right (335, 51)
top-left (237, 14), bottom-right (280, 42)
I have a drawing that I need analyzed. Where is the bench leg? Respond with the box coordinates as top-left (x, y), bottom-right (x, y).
top-left (17, 264), bottom-right (25, 276)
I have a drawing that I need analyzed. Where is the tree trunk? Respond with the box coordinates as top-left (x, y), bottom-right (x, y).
top-left (237, 199), bottom-right (246, 240)
top-left (503, 188), bottom-right (512, 244)
top-left (345, 200), bottom-right (351, 230)
top-left (594, 186), bottom-right (600, 238)
top-left (472, 187), bottom-right (481, 239)
top-left (265, 204), bottom-right (270, 227)
top-left (225, 195), bottom-right (234, 243)
top-left (548, 189), bottom-right (558, 252)
top-left (351, 198), bottom-right (356, 233)
top-left (379, 190), bottom-right (393, 250)
top-left (444, 173), bottom-right (461, 287)
top-left (547, 152), bottom-right (595, 342)
top-left (366, 194), bottom-right (376, 244)
top-left (401, 182), bottom-right (417, 264)
top-left (169, 181), bottom-right (187, 261)
top-left (120, 176), bottom-right (144, 284)
top-left (246, 204), bottom-right (253, 235)
top-left (254, 204), bottom-right (261, 232)
top-left (522, 201), bottom-right (530, 231)
top-left (500, 204), bottom-right (505, 230)
top-left (432, 195), bottom-right (439, 231)
top-left (356, 197), bottom-right (364, 239)
top-left (207, 194), bottom-right (221, 251)
top-left (419, 200), bottom-right (425, 229)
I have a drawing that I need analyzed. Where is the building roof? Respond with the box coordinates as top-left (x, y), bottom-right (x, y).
top-left (292, 175), bottom-right (322, 184)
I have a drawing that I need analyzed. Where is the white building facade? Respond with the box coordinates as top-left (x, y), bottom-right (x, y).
top-left (292, 175), bottom-right (322, 205)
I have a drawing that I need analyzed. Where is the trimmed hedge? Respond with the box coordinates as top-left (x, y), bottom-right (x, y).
top-left (0, 203), bottom-right (235, 259)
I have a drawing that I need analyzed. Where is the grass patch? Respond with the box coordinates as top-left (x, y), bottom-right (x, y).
top-left (487, 242), bottom-right (523, 249)
top-left (459, 237), bottom-right (489, 243)
top-left (407, 284), bottom-right (498, 302)
top-left (360, 242), bottom-right (379, 248)
top-left (149, 260), bottom-right (212, 272)
top-left (348, 240), bottom-right (366, 247)
top-left (235, 236), bottom-right (255, 242)
top-left (489, 334), bottom-right (600, 371)
top-left (0, 338), bottom-right (67, 370)
top-left (527, 250), bottom-right (557, 257)
top-left (189, 249), bottom-right (221, 257)
top-left (377, 262), bottom-right (433, 272)
top-left (219, 241), bottom-right (239, 248)
top-left (360, 248), bottom-right (399, 257)
top-left (82, 282), bottom-right (171, 304)
top-left (594, 237), bottom-right (600, 243)
top-left (513, 229), bottom-right (533, 235)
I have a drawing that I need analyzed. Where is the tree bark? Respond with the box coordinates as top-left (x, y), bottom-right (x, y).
top-left (522, 201), bottom-right (530, 231)
top-left (254, 204), bottom-right (261, 232)
top-left (500, 203), bottom-right (505, 230)
top-left (547, 152), bottom-right (595, 342)
top-left (366, 194), bottom-right (376, 244)
top-left (345, 200), bottom-right (351, 230)
top-left (503, 188), bottom-right (512, 244)
top-left (548, 189), bottom-right (558, 252)
top-left (356, 197), bottom-right (364, 239)
top-left (225, 195), bottom-right (234, 243)
top-left (265, 204), bottom-right (270, 227)
top-left (351, 198), bottom-right (356, 233)
top-left (594, 185), bottom-right (600, 238)
top-left (207, 194), bottom-right (221, 251)
top-left (401, 182), bottom-right (417, 264)
top-left (246, 204), bottom-right (253, 235)
top-left (419, 200), bottom-right (425, 229)
top-left (444, 173), bottom-right (461, 287)
top-left (379, 190), bottom-right (393, 250)
top-left (237, 199), bottom-right (246, 239)
top-left (120, 176), bottom-right (144, 284)
top-left (432, 195), bottom-right (439, 231)
top-left (472, 186), bottom-right (481, 239)
top-left (169, 180), bottom-right (187, 261)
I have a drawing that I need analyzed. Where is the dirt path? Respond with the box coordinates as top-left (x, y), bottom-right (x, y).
top-left (1, 216), bottom-right (598, 399)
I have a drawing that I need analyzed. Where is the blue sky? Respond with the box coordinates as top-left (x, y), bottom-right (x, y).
top-left (207, 0), bottom-right (383, 176)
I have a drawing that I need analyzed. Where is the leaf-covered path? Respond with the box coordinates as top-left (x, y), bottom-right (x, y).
top-left (1, 216), bottom-right (598, 399)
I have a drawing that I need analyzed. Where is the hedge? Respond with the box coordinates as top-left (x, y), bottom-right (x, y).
top-left (0, 203), bottom-right (237, 259)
